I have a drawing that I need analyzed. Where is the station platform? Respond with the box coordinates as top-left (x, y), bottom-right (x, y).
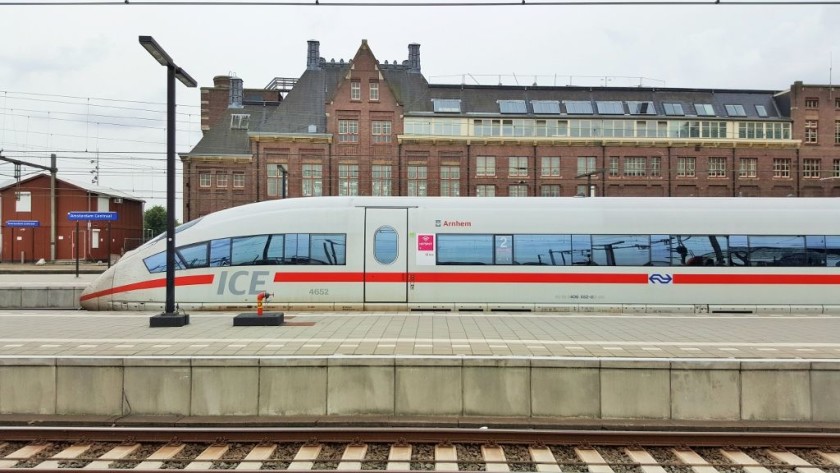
top-left (1, 309), bottom-right (839, 426)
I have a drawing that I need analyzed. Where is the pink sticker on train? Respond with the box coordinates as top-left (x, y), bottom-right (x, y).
top-left (418, 234), bottom-right (434, 251)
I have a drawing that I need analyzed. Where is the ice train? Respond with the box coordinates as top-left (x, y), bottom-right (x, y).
top-left (80, 197), bottom-right (840, 313)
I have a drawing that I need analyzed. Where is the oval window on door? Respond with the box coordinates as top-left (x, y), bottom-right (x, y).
top-left (374, 226), bottom-right (398, 264)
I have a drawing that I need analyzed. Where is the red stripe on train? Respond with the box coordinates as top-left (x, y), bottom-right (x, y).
top-left (274, 272), bottom-right (365, 283)
top-left (411, 272), bottom-right (648, 284)
top-left (79, 274), bottom-right (215, 301)
top-left (674, 274), bottom-right (840, 285)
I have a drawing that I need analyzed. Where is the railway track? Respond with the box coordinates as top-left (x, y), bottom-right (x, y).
top-left (0, 428), bottom-right (839, 472)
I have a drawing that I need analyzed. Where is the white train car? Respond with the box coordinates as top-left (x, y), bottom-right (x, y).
top-left (80, 197), bottom-right (840, 313)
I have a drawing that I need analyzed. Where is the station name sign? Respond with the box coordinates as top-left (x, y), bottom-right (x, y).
top-left (5, 220), bottom-right (40, 228)
top-left (67, 211), bottom-right (118, 221)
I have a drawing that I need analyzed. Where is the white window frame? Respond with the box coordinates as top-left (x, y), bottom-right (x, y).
top-left (739, 158), bottom-right (757, 178)
top-left (508, 184), bottom-right (528, 197)
top-left (708, 157), bottom-right (727, 178)
top-left (372, 120), bottom-right (392, 144)
top-left (302, 164), bottom-right (323, 197)
top-left (773, 158), bottom-right (791, 178)
top-left (372, 165), bottom-right (392, 196)
top-left (803, 159), bottom-right (821, 179)
top-left (540, 157), bottom-right (560, 177)
top-left (369, 82), bottom-right (379, 101)
top-left (407, 165), bottom-right (427, 196)
top-left (541, 184), bottom-right (561, 197)
top-left (338, 119), bottom-right (359, 143)
top-left (199, 172), bottom-right (212, 188)
top-left (216, 173), bottom-right (228, 188)
top-left (677, 157), bottom-right (696, 177)
top-left (350, 81), bottom-right (361, 101)
top-left (805, 120), bottom-right (818, 144)
top-left (233, 172), bottom-right (245, 188)
top-left (508, 157), bottom-right (528, 177)
top-left (476, 185), bottom-right (495, 197)
top-left (476, 156), bottom-right (495, 177)
top-left (440, 165), bottom-right (460, 197)
top-left (15, 191), bottom-right (31, 212)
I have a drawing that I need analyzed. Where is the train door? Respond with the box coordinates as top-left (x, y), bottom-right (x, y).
top-left (364, 208), bottom-right (408, 303)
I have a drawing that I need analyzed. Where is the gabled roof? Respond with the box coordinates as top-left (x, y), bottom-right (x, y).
top-left (0, 172), bottom-right (144, 202)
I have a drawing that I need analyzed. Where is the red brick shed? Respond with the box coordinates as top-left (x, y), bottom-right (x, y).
top-left (0, 173), bottom-right (144, 263)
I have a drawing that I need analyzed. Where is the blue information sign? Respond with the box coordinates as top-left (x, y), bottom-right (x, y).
top-left (67, 211), bottom-right (118, 221)
top-left (6, 220), bottom-right (40, 228)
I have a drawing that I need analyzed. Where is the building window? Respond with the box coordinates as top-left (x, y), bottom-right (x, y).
top-left (834, 159), bottom-right (840, 177)
top-left (805, 120), bottom-right (818, 144)
top-left (650, 157), bottom-right (661, 177)
top-left (677, 157), bottom-right (696, 177)
top-left (267, 164), bottom-right (287, 197)
top-left (708, 157), bottom-right (727, 178)
top-left (803, 159), bottom-right (821, 179)
top-left (623, 157), bottom-right (646, 177)
top-left (338, 119), bottom-right (359, 143)
top-left (541, 185), bottom-right (561, 197)
top-left (233, 172), bottom-right (245, 188)
top-left (476, 156), bottom-right (496, 177)
top-left (302, 164), bottom-right (323, 196)
top-left (836, 98), bottom-right (840, 109)
top-left (773, 158), bottom-right (791, 178)
top-left (199, 172), bottom-right (212, 188)
top-left (230, 114), bottom-right (250, 130)
top-left (440, 165), bottom-right (460, 196)
top-left (372, 120), bottom-right (392, 144)
top-left (15, 191), bottom-right (31, 212)
top-left (372, 165), bottom-right (392, 196)
top-left (408, 165), bottom-right (427, 196)
top-left (805, 98), bottom-right (819, 109)
top-left (350, 81), bottom-right (361, 100)
top-left (576, 184), bottom-right (590, 197)
top-left (607, 157), bottom-right (619, 177)
top-left (835, 120), bottom-right (840, 144)
top-left (216, 174), bottom-right (228, 188)
top-left (338, 164), bottom-right (359, 196)
top-left (476, 185), bottom-right (495, 197)
top-left (509, 184), bottom-right (528, 197)
top-left (540, 157), bottom-right (560, 177)
top-left (509, 157), bottom-right (528, 177)
top-left (369, 82), bottom-right (379, 101)
top-left (739, 158), bottom-right (757, 178)
top-left (577, 156), bottom-right (596, 175)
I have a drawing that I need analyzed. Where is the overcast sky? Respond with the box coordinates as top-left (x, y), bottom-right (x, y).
top-left (0, 1), bottom-right (837, 221)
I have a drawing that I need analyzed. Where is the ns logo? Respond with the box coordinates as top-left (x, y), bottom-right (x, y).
top-left (648, 273), bottom-right (673, 284)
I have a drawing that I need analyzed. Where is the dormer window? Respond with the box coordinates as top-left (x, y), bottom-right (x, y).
top-left (663, 103), bottom-right (684, 116)
top-left (595, 101), bottom-right (624, 115)
top-left (564, 101), bottom-right (593, 114)
top-left (432, 99), bottom-right (461, 113)
top-left (725, 104), bottom-right (746, 117)
top-left (627, 101), bottom-right (656, 115)
top-left (498, 100), bottom-right (526, 114)
top-left (531, 100), bottom-right (560, 114)
top-left (230, 114), bottom-right (250, 130)
top-left (351, 81), bottom-right (361, 101)
top-left (694, 103), bottom-right (715, 116)
top-left (369, 82), bottom-right (379, 101)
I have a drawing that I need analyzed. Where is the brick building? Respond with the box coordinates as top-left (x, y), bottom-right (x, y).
top-left (0, 174), bottom-right (144, 262)
top-left (181, 39), bottom-right (840, 221)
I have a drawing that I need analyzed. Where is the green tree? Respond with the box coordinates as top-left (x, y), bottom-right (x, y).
top-left (144, 205), bottom-right (173, 239)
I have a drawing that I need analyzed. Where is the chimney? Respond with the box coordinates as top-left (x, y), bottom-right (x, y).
top-left (229, 77), bottom-right (243, 108)
top-left (408, 43), bottom-right (421, 73)
top-left (307, 40), bottom-right (320, 70)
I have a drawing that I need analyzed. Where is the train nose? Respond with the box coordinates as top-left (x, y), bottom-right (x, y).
top-left (80, 266), bottom-right (115, 310)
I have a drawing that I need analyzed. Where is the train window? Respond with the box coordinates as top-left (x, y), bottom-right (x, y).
top-left (748, 235), bottom-right (805, 267)
top-left (728, 235), bottom-right (748, 266)
top-left (571, 235), bottom-right (593, 265)
top-left (209, 238), bottom-right (231, 266)
top-left (805, 236), bottom-right (829, 267)
top-left (437, 234), bottom-right (493, 265)
top-left (374, 227), bottom-right (398, 264)
top-left (266, 235), bottom-right (285, 264)
top-left (142, 251), bottom-right (184, 273)
top-left (284, 234), bottom-right (310, 263)
top-left (312, 234), bottom-right (346, 265)
top-left (826, 236), bottom-right (840, 267)
top-left (231, 235), bottom-right (269, 265)
top-left (592, 235), bottom-right (650, 266)
top-left (177, 242), bottom-right (209, 269)
top-left (673, 235), bottom-right (729, 266)
top-left (495, 235), bottom-right (513, 265)
top-left (649, 235), bottom-right (672, 266)
top-left (513, 235), bottom-right (572, 265)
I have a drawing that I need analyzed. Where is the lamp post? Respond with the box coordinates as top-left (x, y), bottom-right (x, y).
top-left (140, 35), bottom-right (197, 328)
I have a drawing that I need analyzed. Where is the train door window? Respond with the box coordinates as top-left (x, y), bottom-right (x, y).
top-left (570, 235), bottom-right (593, 265)
top-left (748, 235), bottom-right (805, 267)
top-left (513, 234), bottom-right (571, 265)
top-left (728, 235), bottom-right (749, 266)
top-left (805, 236), bottom-right (828, 267)
top-left (649, 235), bottom-right (672, 266)
top-left (178, 242), bottom-right (209, 269)
top-left (374, 227), bottom-right (398, 264)
top-left (231, 235), bottom-right (269, 265)
top-left (437, 234), bottom-right (493, 265)
top-left (312, 234), bottom-right (346, 265)
top-left (592, 235), bottom-right (650, 266)
top-left (825, 236), bottom-right (840, 267)
top-left (209, 238), bottom-right (231, 266)
top-left (266, 235), bottom-right (285, 264)
top-left (495, 235), bottom-right (513, 265)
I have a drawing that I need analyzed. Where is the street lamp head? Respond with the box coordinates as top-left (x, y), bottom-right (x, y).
top-left (139, 36), bottom-right (174, 67)
top-left (175, 67), bottom-right (198, 88)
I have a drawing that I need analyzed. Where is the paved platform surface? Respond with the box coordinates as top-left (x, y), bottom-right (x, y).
top-left (1, 310), bottom-right (838, 359)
